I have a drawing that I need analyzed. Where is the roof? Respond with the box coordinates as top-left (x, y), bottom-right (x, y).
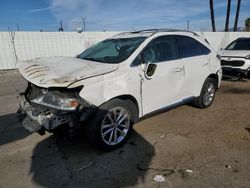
top-left (114, 28), bottom-right (200, 38)
top-left (236, 37), bottom-right (250, 40)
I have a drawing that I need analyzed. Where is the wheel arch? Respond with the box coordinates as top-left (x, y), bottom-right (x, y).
top-left (208, 73), bottom-right (219, 89)
top-left (106, 94), bottom-right (140, 123)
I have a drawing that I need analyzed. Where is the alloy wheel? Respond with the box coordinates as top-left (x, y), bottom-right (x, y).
top-left (203, 82), bottom-right (215, 106)
top-left (101, 107), bottom-right (130, 146)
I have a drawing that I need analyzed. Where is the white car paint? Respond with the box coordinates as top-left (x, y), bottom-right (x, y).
top-left (18, 31), bottom-right (222, 118)
top-left (220, 50), bottom-right (250, 70)
top-left (18, 56), bottom-right (119, 88)
top-left (141, 58), bottom-right (186, 114)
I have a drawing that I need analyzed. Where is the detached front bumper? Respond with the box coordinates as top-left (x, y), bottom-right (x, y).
top-left (18, 94), bottom-right (73, 134)
top-left (18, 93), bottom-right (95, 135)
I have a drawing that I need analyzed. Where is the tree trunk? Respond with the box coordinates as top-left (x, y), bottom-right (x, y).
top-left (210, 0), bottom-right (216, 32)
top-left (234, 0), bottom-right (241, 31)
top-left (246, 18), bottom-right (250, 31)
top-left (225, 0), bottom-right (231, 31)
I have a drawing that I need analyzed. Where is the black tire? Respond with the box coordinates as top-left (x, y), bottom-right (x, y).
top-left (192, 78), bottom-right (217, 109)
top-left (85, 98), bottom-right (137, 151)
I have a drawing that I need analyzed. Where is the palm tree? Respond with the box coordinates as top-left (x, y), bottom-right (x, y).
top-left (209, 0), bottom-right (216, 31)
top-left (245, 18), bottom-right (250, 31)
top-left (233, 0), bottom-right (241, 31)
top-left (225, 0), bottom-right (231, 31)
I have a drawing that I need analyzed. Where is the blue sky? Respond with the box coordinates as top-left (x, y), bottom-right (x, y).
top-left (0, 0), bottom-right (249, 31)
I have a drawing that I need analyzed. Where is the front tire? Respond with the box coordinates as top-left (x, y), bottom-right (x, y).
top-left (192, 78), bottom-right (217, 108)
top-left (86, 99), bottom-right (136, 151)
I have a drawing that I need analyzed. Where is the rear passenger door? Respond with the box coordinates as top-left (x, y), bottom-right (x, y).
top-left (175, 35), bottom-right (211, 97)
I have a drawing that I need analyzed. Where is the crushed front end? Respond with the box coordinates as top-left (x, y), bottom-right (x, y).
top-left (17, 83), bottom-right (95, 135)
top-left (220, 57), bottom-right (250, 79)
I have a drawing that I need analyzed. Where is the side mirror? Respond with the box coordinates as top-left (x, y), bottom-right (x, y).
top-left (145, 63), bottom-right (157, 79)
top-left (135, 54), bottom-right (146, 71)
top-left (141, 63), bottom-right (147, 71)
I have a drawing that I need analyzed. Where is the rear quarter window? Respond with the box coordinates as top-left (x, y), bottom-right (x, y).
top-left (176, 36), bottom-right (210, 58)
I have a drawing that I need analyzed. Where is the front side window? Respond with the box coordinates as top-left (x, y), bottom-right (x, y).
top-left (78, 37), bottom-right (146, 63)
top-left (176, 36), bottom-right (210, 58)
top-left (141, 36), bottom-right (178, 63)
top-left (226, 39), bottom-right (250, 50)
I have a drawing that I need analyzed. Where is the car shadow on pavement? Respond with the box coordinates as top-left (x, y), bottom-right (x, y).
top-left (245, 128), bottom-right (250, 133)
top-left (222, 78), bottom-right (249, 82)
top-left (0, 113), bottom-right (30, 146)
top-left (30, 131), bottom-right (155, 188)
top-left (223, 88), bottom-right (250, 94)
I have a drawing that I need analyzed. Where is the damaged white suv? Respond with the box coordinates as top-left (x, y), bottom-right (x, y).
top-left (18, 29), bottom-right (222, 150)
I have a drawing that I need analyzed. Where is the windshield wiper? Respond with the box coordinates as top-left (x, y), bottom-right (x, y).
top-left (82, 57), bottom-right (98, 61)
top-left (82, 57), bottom-right (109, 63)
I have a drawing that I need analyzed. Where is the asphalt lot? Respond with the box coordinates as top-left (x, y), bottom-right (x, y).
top-left (0, 70), bottom-right (250, 188)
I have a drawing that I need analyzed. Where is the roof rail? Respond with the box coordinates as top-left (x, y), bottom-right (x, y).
top-left (118, 28), bottom-right (200, 37)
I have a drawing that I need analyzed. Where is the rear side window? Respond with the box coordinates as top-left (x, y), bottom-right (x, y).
top-left (176, 36), bottom-right (210, 58)
top-left (141, 36), bottom-right (178, 63)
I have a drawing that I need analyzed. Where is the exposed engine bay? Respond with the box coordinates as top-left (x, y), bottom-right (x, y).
top-left (18, 83), bottom-right (95, 135)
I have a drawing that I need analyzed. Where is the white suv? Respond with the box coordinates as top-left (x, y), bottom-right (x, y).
top-left (220, 37), bottom-right (250, 79)
top-left (18, 29), bottom-right (222, 150)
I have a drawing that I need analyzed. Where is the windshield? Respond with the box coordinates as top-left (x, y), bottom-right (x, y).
top-left (77, 37), bottom-right (146, 63)
top-left (226, 39), bottom-right (250, 50)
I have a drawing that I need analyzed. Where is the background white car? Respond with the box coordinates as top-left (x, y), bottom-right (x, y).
top-left (18, 29), bottom-right (222, 150)
top-left (220, 37), bottom-right (250, 79)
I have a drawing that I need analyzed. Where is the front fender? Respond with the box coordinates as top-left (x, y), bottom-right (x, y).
top-left (78, 71), bottom-right (142, 116)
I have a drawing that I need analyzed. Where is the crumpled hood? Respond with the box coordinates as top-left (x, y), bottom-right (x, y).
top-left (222, 50), bottom-right (250, 57)
top-left (18, 56), bottom-right (119, 88)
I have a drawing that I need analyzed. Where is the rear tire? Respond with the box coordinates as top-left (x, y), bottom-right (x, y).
top-left (192, 78), bottom-right (216, 108)
top-left (85, 99), bottom-right (137, 151)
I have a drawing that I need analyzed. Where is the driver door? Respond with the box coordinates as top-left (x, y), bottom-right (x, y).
top-left (138, 36), bottom-right (186, 115)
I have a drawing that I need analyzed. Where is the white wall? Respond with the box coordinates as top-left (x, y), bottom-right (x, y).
top-left (0, 31), bottom-right (249, 70)
top-left (0, 31), bottom-right (118, 70)
top-left (198, 32), bottom-right (250, 52)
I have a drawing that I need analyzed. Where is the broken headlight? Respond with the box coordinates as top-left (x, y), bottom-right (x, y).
top-left (31, 93), bottom-right (80, 111)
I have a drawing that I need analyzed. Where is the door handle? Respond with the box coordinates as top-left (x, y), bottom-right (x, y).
top-left (202, 62), bottom-right (209, 66)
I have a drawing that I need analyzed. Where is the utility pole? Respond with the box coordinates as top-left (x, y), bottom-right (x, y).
top-left (82, 17), bottom-right (86, 31)
top-left (16, 23), bottom-right (20, 31)
top-left (59, 20), bottom-right (64, 31)
top-left (187, 21), bottom-right (190, 31)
